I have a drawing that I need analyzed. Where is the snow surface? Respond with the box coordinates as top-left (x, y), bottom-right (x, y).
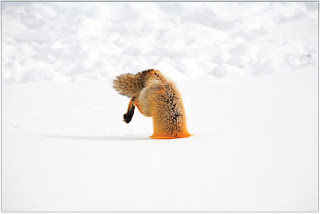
top-left (2, 2), bottom-right (318, 212)
top-left (2, 2), bottom-right (318, 83)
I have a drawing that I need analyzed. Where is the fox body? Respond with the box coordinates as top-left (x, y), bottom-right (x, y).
top-left (113, 69), bottom-right (191, 139)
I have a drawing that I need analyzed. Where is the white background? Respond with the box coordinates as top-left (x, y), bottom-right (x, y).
top-left (2, 2), bottom-right (318, 211)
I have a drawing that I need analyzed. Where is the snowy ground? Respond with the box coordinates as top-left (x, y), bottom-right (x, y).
top-left (2, 2), bottom-right (318, 83)
top-left (2, 2), bottom-right (318, 212)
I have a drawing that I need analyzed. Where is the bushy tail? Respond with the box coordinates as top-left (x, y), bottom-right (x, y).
top-left (113, 73), bottom-right (144, 98)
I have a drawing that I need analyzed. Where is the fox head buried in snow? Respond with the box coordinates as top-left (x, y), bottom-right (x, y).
top-left (113, 69), bottom-right (191, 139)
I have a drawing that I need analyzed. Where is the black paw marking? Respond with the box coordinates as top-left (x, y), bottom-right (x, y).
top-left (123, 105), bottom-right (135, 123)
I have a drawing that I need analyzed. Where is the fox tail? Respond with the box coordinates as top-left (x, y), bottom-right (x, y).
top-left (113, 73), bottom-right (144, 98)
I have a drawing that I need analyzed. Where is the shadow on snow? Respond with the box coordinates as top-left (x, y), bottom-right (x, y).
top-left (43, 134), bottom-right (151, 141)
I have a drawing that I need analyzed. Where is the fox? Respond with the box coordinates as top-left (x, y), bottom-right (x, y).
top-left (113, 69), bottom-right (191, 139)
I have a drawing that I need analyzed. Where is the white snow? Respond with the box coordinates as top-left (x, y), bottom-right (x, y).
top-left (2, 2), bottom-right (318, 83)
top-left (2, 2), bottom-right (318, 212)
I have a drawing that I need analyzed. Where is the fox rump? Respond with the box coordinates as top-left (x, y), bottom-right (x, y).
top-left (113, 69), bottom-right (191, 139)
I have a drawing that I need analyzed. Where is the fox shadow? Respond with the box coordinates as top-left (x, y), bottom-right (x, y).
top-left (43, 134), bottom-right (150, 141)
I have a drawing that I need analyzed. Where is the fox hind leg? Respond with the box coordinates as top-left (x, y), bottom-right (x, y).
top-left (134, 87), bottom-right (152, 117)
top-left (123, 97), bottom-right (136, 123)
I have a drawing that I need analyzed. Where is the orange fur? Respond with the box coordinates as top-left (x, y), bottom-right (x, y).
top-left (113, 69), bottom-right (191, 139)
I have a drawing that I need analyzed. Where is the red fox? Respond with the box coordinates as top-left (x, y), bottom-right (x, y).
top-left (113, 69), bottom-right (191, 139)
